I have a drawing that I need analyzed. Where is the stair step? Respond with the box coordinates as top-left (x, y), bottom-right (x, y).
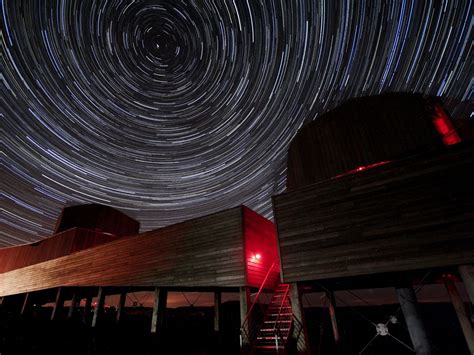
top-left (264, 320), bottom-right (292, 324)
top-left (268, 313), bottom-right (293, 317)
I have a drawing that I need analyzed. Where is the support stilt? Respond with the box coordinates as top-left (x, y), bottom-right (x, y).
top-left (239, 286), bottom-right (251, 347)
top-left (443, 274), bottom-right (474, 354)
top-left (116, 292), bottom-right (127, 323)
top-left (92, 287), bottom-right (105, 328)
top-left (214, 291), bottom-right (221, 332)
top-left (84, 295), bottom-right (92, 324)
top-left (459, 265), bottom-right (474, 306)
top-left (68, 293), bottom-right (78, 319)
top-left (151, 287), bottom-right (167, 333)
top-left (396, 286), bottom-right (433, 355)
top-left (21, 292), bottom-right (31, 315)
top-left (327, 291), bottom-right (341, 348)
top-left (51, 287), bottom-right (64, 320)
top-left (289, 283), bottom-right (308, 354)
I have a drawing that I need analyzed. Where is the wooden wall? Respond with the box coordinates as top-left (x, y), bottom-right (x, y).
top-left (0, 207), bottom-right (257, 296)
top-left (54, 204), bottom-right (140, 237)
top-left (274, 142), bottom-right (474, 283)
top-left (0, 228), bottom-right (122, 273)
top-left (243, 207), bottom-right (279, 288)
top-left (286, 93), bottom-right (449, 190)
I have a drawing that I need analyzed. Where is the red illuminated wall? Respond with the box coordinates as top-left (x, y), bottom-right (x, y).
top-left (243, 207), bottom-right (280, 288)
top-left (0, 228), bottom-right (124, 274)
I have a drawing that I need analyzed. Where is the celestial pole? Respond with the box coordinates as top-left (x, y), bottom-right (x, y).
top-left (1, 0), bottom-right (472, 246)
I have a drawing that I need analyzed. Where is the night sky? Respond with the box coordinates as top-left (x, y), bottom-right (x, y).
top-left (1, 0), bottom-right (472, 247)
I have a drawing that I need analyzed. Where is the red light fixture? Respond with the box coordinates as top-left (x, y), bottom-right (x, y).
top-left (432, 105), bottom-right (461, 146)
top-left (251, 253), bottom-right (262, 262)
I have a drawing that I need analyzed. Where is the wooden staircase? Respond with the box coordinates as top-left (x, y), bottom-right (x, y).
top-left (253, 283), bottom-right (293, 352)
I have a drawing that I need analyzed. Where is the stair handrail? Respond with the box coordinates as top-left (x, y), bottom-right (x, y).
top-left (274, 314), bottom-right (305, 351)
top-left (290, 314), bottom-right (306, 351)
top-left (240, 260), bottom-right (278, 346)
top-left (273, 284), bottom-right (291, 350)
top-left (273, 284), bottom-right (291, 331)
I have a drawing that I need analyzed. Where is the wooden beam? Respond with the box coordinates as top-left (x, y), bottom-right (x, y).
top-left (151, 287), bottom-right (167, 333)
top-left (116, 292), bottom-right (127, 323)
top-left (239, 286), bottom-right (251, 346)
top-left (51, 287), bottom-right (64, 320)
top-left (443, 274), bottom-right (474, 354)
top-left (396, 287), bottom-right (433, 355)
top-left (289, 283), bottom-right (308, 354)
top-left (459, 265), bottom-right (474, 305)
top-left (214, 291), bottom-right (221, 332)
top-left (91, 287), bottom-right (105, 328)
top-left (326, 291), bottom-right (341, 347)
top-left (67, 292), bottom-right (78, 319)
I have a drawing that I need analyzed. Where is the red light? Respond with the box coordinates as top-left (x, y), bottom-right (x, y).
top-left (432, 105), bottom-right (461, 146)
top-left (255, 254), bottom-right (261, 260)
top-left (251, 253), bottom-right (262, 262)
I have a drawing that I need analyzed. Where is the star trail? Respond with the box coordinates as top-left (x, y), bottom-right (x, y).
top-left (1, 0), bottom-right (472, 246)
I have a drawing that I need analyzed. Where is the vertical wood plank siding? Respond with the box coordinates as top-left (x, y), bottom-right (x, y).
top-left (274, 142), bottom-right (474, 283)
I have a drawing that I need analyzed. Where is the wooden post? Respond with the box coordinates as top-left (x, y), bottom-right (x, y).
top-left (214, 291), bottom-right (221, 332)
top-left (396, 286), bottom-right (433, 355)
top-left (151, 287), bottom-right (167, 333)
top-left (92, 287), bottom-right (105, 328)
top-left (0, 296), bottom-right (3, 305)
top-left (116, 292), bottom-right (127, 323)
top-left (289, 283), bottom-right (308, 354)
top-left (443, 274), bottom-right (474, 354)
top-left (68, 293), bottom-right (78, 319)
top-left (51, 287), bottom-right (64, 320)
top-left (327, 291), bottom-right (341, 347)
top-left (459, 265), bottom-right (474, 305)
top-left (239, 286), bottom-right (251, 346)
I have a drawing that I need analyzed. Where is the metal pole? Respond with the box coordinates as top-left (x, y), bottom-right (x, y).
top-left (68, 292), bottom-right (78, 319)
top-left (51, 287), bottom-right (64, 320)
top-left (214, 291), bottom-right (221, 332)
top-left (92, 287), bottom-right (105, 328)
top-left (327, 291), bottom-right (341, 346)
top-left (116, 292), bottom-right (127, 323)
top-left (396, 286), bottom-right (433, 355)
top-left (21, 292), bottom-right (31, 315)
top-left (151, 287), bottom-right (167, 333)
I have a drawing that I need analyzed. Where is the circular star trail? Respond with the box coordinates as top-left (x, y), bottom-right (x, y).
top-left (1, 0), bottom-right (472, 246)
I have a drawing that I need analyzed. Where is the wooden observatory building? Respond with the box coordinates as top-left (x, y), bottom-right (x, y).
top-left (273, 93), bottom-right (474, 354)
